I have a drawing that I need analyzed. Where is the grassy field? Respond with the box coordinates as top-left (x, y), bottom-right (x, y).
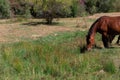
top-left (0, 12), bottom-right (120, 80)
top-left (0, 31), bottom-right (120, 80)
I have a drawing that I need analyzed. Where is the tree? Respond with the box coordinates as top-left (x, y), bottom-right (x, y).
top-left (42, 0), bottom-right (63, 24)
top-left (25, 0), bottom-right (72, 24)
top-left (40, 0), bottom-right (72, 24)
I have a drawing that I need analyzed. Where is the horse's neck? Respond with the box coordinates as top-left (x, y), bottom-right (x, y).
top-left (88, 17), bottom-right (100, 40)
top-left (88, 26), bottom-right (97, 38)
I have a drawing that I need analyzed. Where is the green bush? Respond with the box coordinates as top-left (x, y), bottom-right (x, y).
top-left (0, 0), bottom-right (11, 18)
top-left (84, 0), bottom-right (118, 14)
top-left (84, 0), bottom-right (98, 14)
top-left (2, 0), bottom-right (119, 19)
top-left (71, 0), bottom-right (78, 17)
top-left (97, 0), bottom-right (114, 12)
top-left (32, 0), bottom-right (72, 24)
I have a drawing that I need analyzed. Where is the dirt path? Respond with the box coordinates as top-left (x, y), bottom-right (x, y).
top-left (0, 12), bottom-right (120, 43)
top-left (0, 23), bottom-right (76, 43)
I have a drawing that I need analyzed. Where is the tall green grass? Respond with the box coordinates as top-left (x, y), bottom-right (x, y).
top-left (0, 31), bottom-right (120, 80)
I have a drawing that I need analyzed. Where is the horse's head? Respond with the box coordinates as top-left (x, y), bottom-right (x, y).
top-left (86, 34), bottom-right (95, 51)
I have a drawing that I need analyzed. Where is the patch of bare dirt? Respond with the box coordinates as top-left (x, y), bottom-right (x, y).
top-left (0, 23), bottom-right (76, 43)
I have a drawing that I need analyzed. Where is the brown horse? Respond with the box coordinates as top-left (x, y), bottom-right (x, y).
top-left (86, 16), bottom-right (120, 50)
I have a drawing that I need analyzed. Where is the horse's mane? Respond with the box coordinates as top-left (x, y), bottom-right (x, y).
top-left (87, 16), bottom-right (103, 37)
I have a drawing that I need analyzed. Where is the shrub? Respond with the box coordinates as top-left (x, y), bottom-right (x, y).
top-left (84, 0), bottom-right (117, 14)
top-left (96, 0), bottom-right (114, 12)
top-left (70, 0), bottom-right (78, 17)
top-left (25, 0), bottom-right (72, 24)
top-left (0, 0), bottom-right (11, 18)
top-left (84, 0), bottom-right (98, 14)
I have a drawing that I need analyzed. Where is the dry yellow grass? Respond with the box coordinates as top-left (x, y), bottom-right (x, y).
top-left (0, 12), bottom-right (120, 43)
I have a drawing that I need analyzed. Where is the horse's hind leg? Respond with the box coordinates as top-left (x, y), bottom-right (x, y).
top-left (109, 35), bottom-right (115, 46)
top-left (116, 35), bottom-right (120, 44)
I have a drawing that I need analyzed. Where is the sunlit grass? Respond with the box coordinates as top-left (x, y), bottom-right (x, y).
top-left (0, 31), bottom-right (120, 80)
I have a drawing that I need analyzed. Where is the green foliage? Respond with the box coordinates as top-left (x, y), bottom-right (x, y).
top-left (97, 0), bottom-right (114, 12)
top-left (84, 0), bottom-right (98, 14)
top-left (33, 0), bottom-right (72, 24)
top-left (70, 0), bottom-right (78, 17)
top-left (22, 3), bottom-right (32, 18)
top-left (84, 0), bottom-right (119, 14)
top-left (0, 0), bottom-right (120, 19)
top-left (0, 0), bottom-right (10, 18)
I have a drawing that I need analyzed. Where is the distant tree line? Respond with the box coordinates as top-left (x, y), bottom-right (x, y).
top-left (0, 0), bottom-right (120, 24)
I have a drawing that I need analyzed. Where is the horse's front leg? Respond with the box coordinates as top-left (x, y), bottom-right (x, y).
top-left (102, 34), bottom-right (109, 48)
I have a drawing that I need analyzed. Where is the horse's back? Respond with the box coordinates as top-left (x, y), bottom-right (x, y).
top-left (100, 16), bottom-right (120, 21)
top-left (102, 16), bottom-right (120, 34)
top-left (96, 16), bottom-right (120, 34)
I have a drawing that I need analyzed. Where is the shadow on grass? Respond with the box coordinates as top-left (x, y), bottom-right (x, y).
top-left (80, 45), bottom-right (87, 53)
top-left (80, 44), bottom-right (120, 54)
top-left (22, 21), bottom-right (60, 26)
top-left (80, 44), bottom-right (103, 54)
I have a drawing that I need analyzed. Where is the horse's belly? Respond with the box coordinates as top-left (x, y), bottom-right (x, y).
top-left (109, 28), bottom-right (120, 35)
top-left (108, 22), bottom-right (120, 34)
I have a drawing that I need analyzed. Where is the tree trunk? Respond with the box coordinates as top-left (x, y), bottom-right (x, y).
top-left (46, 17), bottom-right (53, 24)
